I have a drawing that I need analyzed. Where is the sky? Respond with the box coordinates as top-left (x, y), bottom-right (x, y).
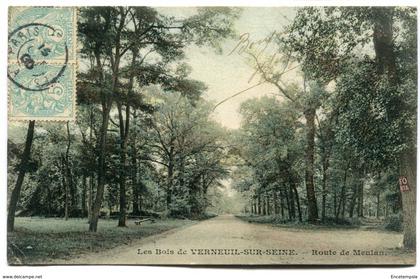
top-left (161, 7), bottom-right (298, 129)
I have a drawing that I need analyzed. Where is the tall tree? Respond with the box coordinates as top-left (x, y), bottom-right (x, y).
top-left (233, 96), bottom-right (304, 221)
top-left (285, 7), bottom-right (417, 248)
top-left (7, 121), bottom-right (35, 232)
top-left (78, 6), bottom-right (239, 231)
top-left (239, 40), bottom-right (328, 222)
top-left (148, 90), bottom-right (227, 216)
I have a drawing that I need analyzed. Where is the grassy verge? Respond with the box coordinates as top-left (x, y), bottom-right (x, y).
top-left (7, 217), bottom-right (195, 265)
top-left (235, 214), bottom-right (379, 231)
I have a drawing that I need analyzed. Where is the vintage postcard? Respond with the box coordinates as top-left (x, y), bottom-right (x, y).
top-left (6, 6), bottom-right (417, 266)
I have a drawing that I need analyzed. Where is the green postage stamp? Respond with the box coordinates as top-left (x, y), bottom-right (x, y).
top-left (7, 7), bottom-right (76, 121)
top-left (5, 6), bottom-right (417, 267)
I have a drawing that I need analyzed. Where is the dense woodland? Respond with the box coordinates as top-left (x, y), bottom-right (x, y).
top-left (7, 7), bottom-right (417, 250)
top-left (230, 7), bottom-right (417, 250)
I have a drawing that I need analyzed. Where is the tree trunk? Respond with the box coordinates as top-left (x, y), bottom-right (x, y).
top-left (254, 199), bottom-right (257, 215)
top-left (283, 187), bottom-right (291, 220)
top-left (304, 108), bottom-right (318, 223)
top-left (279, 193), bottom-right (284, 218)
top-left (82, 175), bottom-right (87, 217)
top-left (250, 200), bottom-right (254, 214)
top-left (321, 155), bottom-right (330, 221)
top-left (292, 184), bottom-right (302, 222)
top-left (61, 157), bottom-right (69, 221)
top-left (257, 194), bottom-right (261, 215)
top-left (117, 48), bottom-right (136, 227)
top-left (400, 150), bottom-right (416, 249)
top-left (372, 7), bottom-right (416, 249)
top-left (116, 101), bottom-right (129, 227)
top-left (89, 9), bottom-right (126, 231)
top-left (88, 175), bottom-right (94, 222)
top-left (288, 189), bottom-right (294, 220)
top-left (393, 181), bottom-right (403, 214)
top-left (373, 8), bottom-right (397, 80)
top-left (273, 191), bottom-right (278, 215)
top-left (357, 178), bottom-right (364, 217)
top-left (336, 164), bottom-right (349, 221)
top-left (131, 160), bottom-right (140, 216)
top-left (7, 120), bottom-right (36, 232)
top-left (138, 194), bottom-right (142, 214)
top-left (64, 121), bottom-right (72, 219)
top-left (288, 184), bottom-right (295, 220)
top-left (262, 194), bottom-right (267, 215)
top-left (87, 106), bottom-right (94, 222)
top-left (333, 187), bottom-right (337, 217)
top-left (118, 151), bottom-right (127, 227)
top-left (64, 179), bottom-right (69, 220)
top-left (89, 105), bottom-right (112, 232)
top-left (130, 110), bottom-right (141, 216)
top-left (46, 183), bottom-right (51, 216)
top-left (341, 191), bottom-right (347, 219)
top-left (348, 186), bottom-right (357, 218)
top-left (166, 162), bottom-right (174, 211)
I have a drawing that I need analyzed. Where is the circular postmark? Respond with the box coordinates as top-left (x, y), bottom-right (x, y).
top-left (8, 23), bottom-right (68, 92)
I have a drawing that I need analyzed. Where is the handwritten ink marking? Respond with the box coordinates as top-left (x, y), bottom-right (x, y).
top-left (228, 31), bottom-right (286, 83)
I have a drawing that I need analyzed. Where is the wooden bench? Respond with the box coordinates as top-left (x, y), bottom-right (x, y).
top-left (134, 218), bottom-right (156, 225)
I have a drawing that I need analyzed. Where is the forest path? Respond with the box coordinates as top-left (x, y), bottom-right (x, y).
top-left (54, 215), bottom-right (414, 265)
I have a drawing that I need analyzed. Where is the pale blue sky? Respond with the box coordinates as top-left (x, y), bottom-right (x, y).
top-left (160, 7), bottom-right (298, 129)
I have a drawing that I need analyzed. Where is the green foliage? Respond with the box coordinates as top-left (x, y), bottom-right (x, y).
top-left (182, 7), bottom-right (242, 53)
top-left (285, 7), bottom-right (373, 82)
top-left (232, 96), bottom-right (305, 220)
top-left (231, 7), bottom-right (416, 226)
top-left (384, 213), bottom-right (403, 231)
top-left (148, 90), bottom-right (229, 217)
top-left (334, 58), bottom-right (416, 168)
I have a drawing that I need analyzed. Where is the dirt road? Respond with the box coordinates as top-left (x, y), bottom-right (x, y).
top-left (54, 215), bottom-right (414, 265)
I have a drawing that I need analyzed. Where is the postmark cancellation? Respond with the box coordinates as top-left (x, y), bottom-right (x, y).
top-left (8, 7), bottom-right (77, 121)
